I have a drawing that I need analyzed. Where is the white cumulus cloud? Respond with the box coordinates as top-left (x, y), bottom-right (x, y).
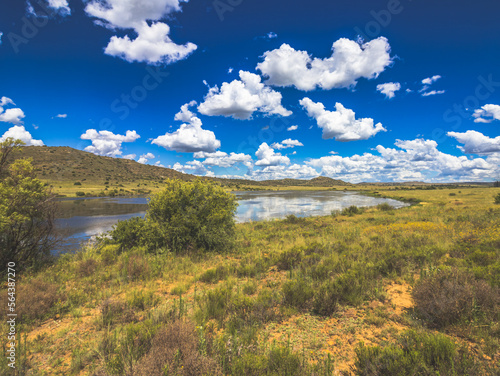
top-left (376, 82), bottom-right (401, 99)
top-left (81, 129), bottom-right (140, 157)
top-left (85, 0), bottom-right (196, 65)
top-left (420, 75), bottom-right (445, 96)
top-left (271, 139), bottom-right (304, 150)
top-left (448, 130), bottom-right (500, 154)
top-left (287, 125), bottom-right (298, 131)
top-left (193, 151), bottom-right (252, 168)
top-left (198, 71), bottom-right (292, 120)
top-left (300, 98), bottom-right (386, 141)
top-left (0, 97), bottom-right (25, 125)
top-left (138, 152), bottom-right (155, 164)
top-left (306, 137), bottom-right (497, 183)
top-left (256, 37), bottom-right (393, 91)
top-left (422, 75), bottom-right (441, 85)
top-left (473, 104), bottom-right (500, 123)
top-left (152, 102), bottom-right (221, 153)
top-left (47, 0), bottom-right (71, 15)
top-left (255, 142), bottom-right (290, 166)
top-left (0, 126), bottom-right (44, 146)
top-left (421, 90), bottom-right (445, 97)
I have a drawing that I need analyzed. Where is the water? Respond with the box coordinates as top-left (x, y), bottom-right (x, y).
top-left (54, 191), bottom-right (407, 253)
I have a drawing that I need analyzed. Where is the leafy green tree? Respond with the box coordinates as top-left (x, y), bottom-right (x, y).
top-left (0, 137), bottom-right (24, 177)
top-left (0, 139), bottom-right (57, 272)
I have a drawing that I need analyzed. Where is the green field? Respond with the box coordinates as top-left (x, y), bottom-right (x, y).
top-left (1, 185), bottom-right (499, 375)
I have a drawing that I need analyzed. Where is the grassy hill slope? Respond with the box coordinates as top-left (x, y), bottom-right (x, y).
top-left (11, 146), bottom-right (350, 196)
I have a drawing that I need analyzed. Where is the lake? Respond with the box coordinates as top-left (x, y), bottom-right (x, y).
top-left (54, 191), bottom-right (407, 253)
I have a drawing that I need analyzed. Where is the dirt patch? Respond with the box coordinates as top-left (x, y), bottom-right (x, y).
top-left (386, 281), bottom-right (414, 315)
top-left (262, 282), bottom-right (415, 374)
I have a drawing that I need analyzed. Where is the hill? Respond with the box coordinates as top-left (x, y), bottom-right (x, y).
top-left (11, 146), bottom-right (191, 183)
top-left (10, 146), bottom-right (349, 196)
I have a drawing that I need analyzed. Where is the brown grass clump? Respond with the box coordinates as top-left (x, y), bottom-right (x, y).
top-left (123, 254), bottom-right (151, 281)
top-left (100, 299), bottom-right (136, 327)
top-left (78, 258), bottom-right (98, 277)
top-left (413, 268), bottom-right (499, 328)
top-left (134, 320), bottom-right (221, 376)
top-left (12, 278), bottom-right (65, 322)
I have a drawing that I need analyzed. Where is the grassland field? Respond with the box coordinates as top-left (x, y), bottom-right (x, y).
top-left (1, 185), bottom-right (499, 375)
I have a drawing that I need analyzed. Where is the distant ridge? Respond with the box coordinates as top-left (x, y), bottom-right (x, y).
top-left (12, 146), bottom-right (350, 187)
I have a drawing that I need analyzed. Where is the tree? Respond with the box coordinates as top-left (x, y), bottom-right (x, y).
top-left (111, 179), bottom-right (238, 253)
top-left (0, 139), bottom-right (57, 273)
top-left (147, 179), bottom-right (238, 253)
top-left (0, 137), bottom-right (25, 177)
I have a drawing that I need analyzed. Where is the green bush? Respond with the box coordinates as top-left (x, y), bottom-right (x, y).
top-left (199, 264), bottom-right (230, 284)
top-left (342, 205), bottom-right (364, 216)
top-left (74, 182), bottom-right (82, 185)
top-left (276, 247), bottom-right (304, 271)
top-left (75, 191), bottom-right (85, 197)
top-left (494, 192), bottom-right (500, 204)
top-left (312, 280), bottom-right (338, 316)
top-left (283, 214), bottom-right (306, 224)
top-left (376, 202), bottom-right (394, 211)
top-left (282, 278), bottom-right (314, 310)
top-left (353, 330), bottom-right (482, 376)
top-left (146, 179), bottom-right (238, 253)
top-left (110, 216), bottom-right (149, 250)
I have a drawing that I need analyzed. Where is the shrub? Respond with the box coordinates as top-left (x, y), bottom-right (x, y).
top-left (376, 203), bottom-right (394, 211)
top-left (198, 264), bottom-right (230, 284)
top-left (77, 258), bottom-right (98, 277)
top-left (13, 279), bottom-right (65, 323)
top-left (312, 280), bottom-right (338, 316)
top-left (126, 289), bottom-right (158, 311)
top-left (74, 182), bottom-right (82, 185)
top-left (110, 217), bottom-right (151, 251)
top-left (133, 320), bottom-right (221, 376)
top-left (121, 254), bottom-right (151, 281)
top-left (494, 192), bottom-right (500, 204)
top-left (282, 278), bottom-right (314, 310)
top-left (146, 179), bottom-right (238, 253)
top-left (99, 244), bottom-right (120, 265)
top-left (100, 299), bottom-right (136, 327)
top-left (342, 205), bottom-right (364, 216)
top-left (75, 191), bottom-right (85, 197)
top-left (413, 268), bottom-right (500, 328)
top-left (276, 247), bottom-right (304, 270)
top-left (231, 345), bottom-right (306, 376)
top-left (352, 330), bottom-right (482, 376)
top-left (283, 214), bottom-right (306, 224)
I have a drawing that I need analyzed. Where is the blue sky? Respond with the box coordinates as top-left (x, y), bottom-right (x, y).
top-left (1, 0), bottom-right (499, 182)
